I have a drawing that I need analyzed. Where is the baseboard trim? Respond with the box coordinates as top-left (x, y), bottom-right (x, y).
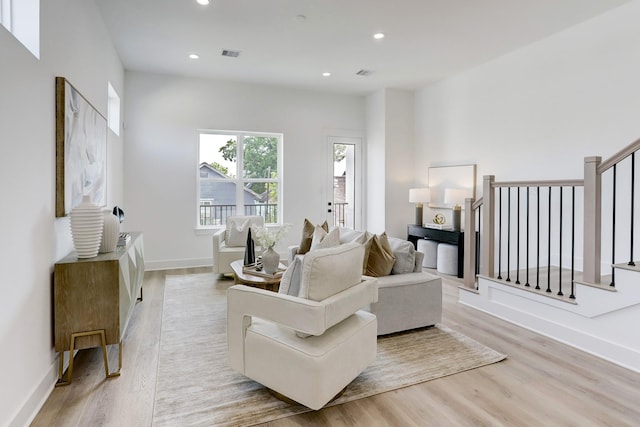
top-left (145, 258), bottom-right (213, 271)
top-left (11, 354), bottom-right (63, 427)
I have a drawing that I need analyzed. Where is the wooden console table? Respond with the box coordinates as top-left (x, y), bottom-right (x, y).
top-left (407, 225), bottom-right (464, 278)
top-left (54, 232), bottom-right (145, 385)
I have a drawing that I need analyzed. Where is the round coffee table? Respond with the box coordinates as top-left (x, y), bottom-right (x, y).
top-left (230, 259), bottom-right (284, 292)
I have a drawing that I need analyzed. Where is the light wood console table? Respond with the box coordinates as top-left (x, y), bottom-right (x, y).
top-left (54, 232), bottom-right (145, 385)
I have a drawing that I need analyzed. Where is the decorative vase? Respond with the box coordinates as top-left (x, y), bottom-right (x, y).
top-left (99, 209), bottom-right (120, 253)
top-left (262, 246), bottom-right (280, 275)
top-left (70, 195), bottom-right (104, 258)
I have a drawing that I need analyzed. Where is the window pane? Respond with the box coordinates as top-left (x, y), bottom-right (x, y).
top-left (199, 134), bottom-right (238, 225)
top-left (244, 182), bottom-right (278, 224)
top-left (242, 136), bottom-right (278, 179)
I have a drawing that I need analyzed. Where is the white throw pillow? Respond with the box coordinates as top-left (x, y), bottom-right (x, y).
top-left (278, 257), bottom-right (302, 296)
top-left (388, 236), bottom-right (416, 274)
top-left (310, 226), bottom-right (340, 250)
top-left (226, 217), bottom-right (251, 247)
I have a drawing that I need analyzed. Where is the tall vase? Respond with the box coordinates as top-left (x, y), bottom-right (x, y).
top-left (99, 210), bottom-right (120, 253)
top-left (70, 195), bottom-right (104, 258)
top-left (262, 246), bottom-right (280, 275)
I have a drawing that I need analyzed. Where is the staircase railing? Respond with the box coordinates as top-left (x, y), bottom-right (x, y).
top-left (464, 137), bottom-right (640, 296)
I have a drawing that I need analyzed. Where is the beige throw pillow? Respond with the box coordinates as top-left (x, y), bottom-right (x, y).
top-left (298, 219), bottom-right (329, 254)
top-left (364, 233), bottom-right (396, 277)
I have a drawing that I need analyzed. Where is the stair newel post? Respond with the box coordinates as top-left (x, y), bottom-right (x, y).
top-left (481, 175), bottom-right (495, 279)
top-left (463, 197), bottom-right (476, 289)
top-left (583, 156), bottom-right (602, 284)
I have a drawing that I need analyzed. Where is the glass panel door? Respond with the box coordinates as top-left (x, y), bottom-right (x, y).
top-left (328, 137), bottom-right (362, 229)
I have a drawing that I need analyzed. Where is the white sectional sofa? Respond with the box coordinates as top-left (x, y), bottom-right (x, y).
top-left (288, 227), bottom-right (442, 335)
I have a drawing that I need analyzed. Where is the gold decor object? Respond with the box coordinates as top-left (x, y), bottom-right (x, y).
top-left (433, 214), bottom-right (445, 224)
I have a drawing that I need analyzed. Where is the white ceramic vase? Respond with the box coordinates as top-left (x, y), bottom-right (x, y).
top-left (262, 246), bottom-right (280, 274)
top-left (99, 210), bottom-right (120, 253)
top-left (70, 195), bottom-right (104, 258)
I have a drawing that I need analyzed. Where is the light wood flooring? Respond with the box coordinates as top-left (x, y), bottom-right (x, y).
top-left (32, 268), bottom-right (640, 426)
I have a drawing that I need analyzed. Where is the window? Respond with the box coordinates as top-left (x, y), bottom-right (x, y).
top-left (1, 0), bottom-right (39, 59)
top-left (107, 82), bottom-right (120, 136)
top-left (198, 130), bottom-right (282, 227)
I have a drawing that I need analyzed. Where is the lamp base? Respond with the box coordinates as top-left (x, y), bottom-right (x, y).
top-left (452, 206), bottom-right (461, 231)
top-left (415, 205), bottom-right (423, 226)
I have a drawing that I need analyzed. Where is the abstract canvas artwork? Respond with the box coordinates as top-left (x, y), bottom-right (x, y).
top-left (55, 77), bottom-right (107, 217)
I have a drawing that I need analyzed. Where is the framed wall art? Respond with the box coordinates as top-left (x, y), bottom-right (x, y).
top-left (55, 77), bottom-right (107, 217)
top-left (427, 164), bottom-right (476, 208)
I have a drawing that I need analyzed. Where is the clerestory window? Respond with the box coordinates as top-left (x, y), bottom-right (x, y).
top-left (198, 130), bottom-right (282, 227)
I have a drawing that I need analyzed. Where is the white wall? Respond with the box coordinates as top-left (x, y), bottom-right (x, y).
top-left (415, 1), bottom-right (640, 189)
top-left (365, 89), bottom-right (415, 238)
top-left (123, 72), bottom-right (365, 269)
top-left (0, 0), bottom-right (124, 425)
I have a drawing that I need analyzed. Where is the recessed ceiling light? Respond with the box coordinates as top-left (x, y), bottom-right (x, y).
top-left (322, 72), bottom-right (331, 77)
top-left (196, 0), bottom-right (210, 5)
top-left (189, 53), bottom-right (199, 59)
top-left (373, 33), bottom-right (385, 40)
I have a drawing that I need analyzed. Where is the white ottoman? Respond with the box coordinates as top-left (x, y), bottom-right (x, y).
top-left (437, 243), bottom-right (458, 276)
top-left (417, 239), bottom-right (438, 269)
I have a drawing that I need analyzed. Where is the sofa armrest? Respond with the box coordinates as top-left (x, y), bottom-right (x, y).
top-left (212, 228), bottom-right (227, 271)
top-left (414, 251), bottom-right (424, 272)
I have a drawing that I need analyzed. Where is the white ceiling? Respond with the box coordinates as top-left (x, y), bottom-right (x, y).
top-left (95, 0), bottom-right (629, 95)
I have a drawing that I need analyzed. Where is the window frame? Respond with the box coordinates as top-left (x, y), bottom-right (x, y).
top-left (197, 129), bottom-right (284, 228)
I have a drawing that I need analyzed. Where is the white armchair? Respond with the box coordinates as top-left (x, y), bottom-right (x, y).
top-left (212, 215), bottom-right (264, 275)
top-left (227, 242), bottom-right (378, 410)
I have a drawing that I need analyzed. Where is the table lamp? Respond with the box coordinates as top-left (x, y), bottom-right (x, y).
top-left (409, 188), bottom-right (430, 226)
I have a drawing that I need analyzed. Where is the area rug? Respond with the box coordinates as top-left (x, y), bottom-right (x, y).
top-left (153, 273), bottom-right (506, 426)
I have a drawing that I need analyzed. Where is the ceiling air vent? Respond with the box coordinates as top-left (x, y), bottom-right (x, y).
top-left (221, 49), bottom-right (240, 58)
top-left (356, 69), bottom-right (374, 76)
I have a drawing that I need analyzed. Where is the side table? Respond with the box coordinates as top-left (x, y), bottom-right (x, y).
top-left (230, 259), bottom-right (284, 292)
top-left (407, 225), bottom-right (464, 278)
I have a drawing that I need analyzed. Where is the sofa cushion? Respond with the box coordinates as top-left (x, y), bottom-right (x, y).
top-left (364, 233), bottom-right (396, 277)
top-left (298, 218), bottom-right (328, 254)
top-left (310, 225), bottom-right (340, 250)
top-left (388, 236), bottom-right (417, 275)
top-left (298, 242), bottom-right (365, 302)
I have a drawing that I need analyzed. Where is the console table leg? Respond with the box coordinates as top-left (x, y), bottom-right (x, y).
top-left (55, 330), bottom-right (120, 386)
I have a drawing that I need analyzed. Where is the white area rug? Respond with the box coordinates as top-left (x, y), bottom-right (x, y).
top-left (153, 273), bottom-right (506, 426)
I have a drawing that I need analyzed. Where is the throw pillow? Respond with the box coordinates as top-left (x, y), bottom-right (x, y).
top-left (278, 257), bottom-right (302, 296)
top-left (364, 233), bottom-right (396, 277)
top-left (310, 225), bottom-right (340, 250)
top-left (226, 217), bottom-right (252, 247)
top-left (388, 236), bottom-right (417, 274)
top-left (298, 218), bottom-right (329, 254)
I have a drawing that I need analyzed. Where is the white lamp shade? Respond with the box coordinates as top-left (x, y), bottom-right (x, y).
top-left (409, 188), bottom-right (430, 203)
top-left (443, 188), bottom-right (468, 206)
